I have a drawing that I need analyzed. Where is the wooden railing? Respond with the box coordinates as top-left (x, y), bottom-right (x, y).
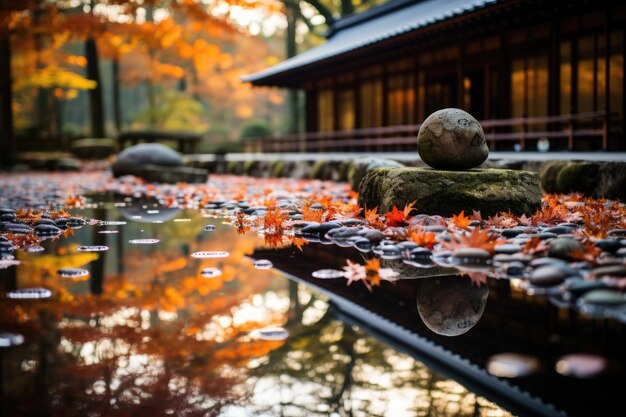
top-left (243, 111), bottom-right (616, 153)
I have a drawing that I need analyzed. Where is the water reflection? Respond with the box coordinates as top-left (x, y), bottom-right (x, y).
top-left (416, 276), bottom-right (489, 337)
top-left (0, 203), bottom-right (511, 416)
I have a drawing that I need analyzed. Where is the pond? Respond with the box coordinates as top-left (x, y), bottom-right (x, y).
top-left (1, 173), bottom-right (625, 417)
top-left (0, 201), bottom-right (512, 417)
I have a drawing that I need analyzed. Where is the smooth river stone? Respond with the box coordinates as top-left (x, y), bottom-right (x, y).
top-left (417, 108), bottom-right (489, 170)
top-left (528, 266), bottom-right (567, 286)
top-left (580, 289), bottom-right (626, 306)
top-left (547, 238), bottom-right (584, 260)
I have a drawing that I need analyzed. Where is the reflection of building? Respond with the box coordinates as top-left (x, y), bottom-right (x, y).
top-left (245, 0), bottom-right (625, 151)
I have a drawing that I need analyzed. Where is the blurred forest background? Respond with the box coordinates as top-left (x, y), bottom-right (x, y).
top-left (0, 0), bottom-right (383, 156)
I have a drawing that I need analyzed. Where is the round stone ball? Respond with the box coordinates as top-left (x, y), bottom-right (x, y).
top-left (417, 108), bottom-right (489, 170)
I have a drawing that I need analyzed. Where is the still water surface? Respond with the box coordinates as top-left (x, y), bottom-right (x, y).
top-left (0, 202), bottom-right (512, 416)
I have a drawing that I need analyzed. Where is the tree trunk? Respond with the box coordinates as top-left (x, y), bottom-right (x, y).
top-left (285, 4), bottom-right (300, 133)
top-left (86, 37), bottom-right (105, 137)
top-left (112, 56), bottom-right (122, 132)
top-left (341, 0), bottom-right (355, 16)
top-left (0, 36), bottom-right (15, 167)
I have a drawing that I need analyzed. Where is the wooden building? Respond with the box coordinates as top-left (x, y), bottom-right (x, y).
top-left (244, 0), bottom-right (625, 152)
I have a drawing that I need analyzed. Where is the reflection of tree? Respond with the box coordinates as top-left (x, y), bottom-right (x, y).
top-left (1, 212), bottom-right (288, 416)
top-left (246, 282), bottom-right (511, 417)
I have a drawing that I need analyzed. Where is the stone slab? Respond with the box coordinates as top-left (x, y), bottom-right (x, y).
top-left (140, 165), bottom-right (208, 184)
top-left (358, 167), bottom-right (542, 217)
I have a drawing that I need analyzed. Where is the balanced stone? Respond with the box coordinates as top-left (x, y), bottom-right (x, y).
top-left (417, 108), bottom-right (489, 170)
top-left (358, 167), bottom-right (541, 217)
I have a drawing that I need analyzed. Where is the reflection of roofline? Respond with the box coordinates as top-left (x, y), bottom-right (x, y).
top-left (243, 0), bottom-right (502, 86)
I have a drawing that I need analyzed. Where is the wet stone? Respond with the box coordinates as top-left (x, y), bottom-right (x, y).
top-left (34, 218), bottom-right (57, 226)
top-left (58, 268), bottom-right (90, 279)
top-left (607, 229), bottom-right (626, 238)
top-left (7, 287), bottom-right (53, 300)
top-left (358, 229), bottom-right (384, 244)
top-left (528, 266), bottom-right (568, 286)
top-left (579, 290), bottom-right (626, 306)
top-left (200, 267), bottom-right (222, 278)
top-left (556, 354), bottom-right (609, 378)
top-left (1, 223), bottom-right (32, 234)
top-left (547, 238), bottom-right (584, 260)
top-left (397, 241), bottom-right (419, 251)
top-left (591, 265), bottom-right (626, 278)
top-left (544, 226), bottom-right (575, 235)
top-left (191, 251), bottom-right (229, 259)
top-left (408, 247), bottom-right (433, 262)
top-left (530, 257), bottom-right (566, 268)
top-left (494, 244), bottom-right (523, 255)
top-left (129, 239), bottom-right (160, 245)
top-left (535, 232), bottom-right (558, 240)
top-left (353, 237), bottom-right (373, 252)
top-left (325, 227), bottom-right (363, 240)
top-left (380, 245), bottom-right (402, 260)
top-left (312, 269), bottom-right (345, 279)
top-left (505, 261), bottom-right (526, 277)
top-left (253, 259), bottom-right (273, 270)
top-left (450, 248), bottom-right (492, 265)
top-left (562, 279), bottom-right (608, 298)
top-left (594, 239), bottom-right (623, 254)
top-left (76, 245), bottom-right (109, 252)
top-left (486, 353), bottom-right (541, 378)
top-left (34, 224), bottom-right (61, 237)
top-left (500, 228), bottom-right (525, 238)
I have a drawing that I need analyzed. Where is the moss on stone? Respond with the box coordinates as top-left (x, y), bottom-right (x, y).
top-left (358, 167), bottom-right (541, 217)
top-left (226, 160), bottom-right (237, 174)
top-left (309, 160), bottom-right (327, 180)
top-left (270, 160), bottom-right (285, 177)
top-left (541, 161), bottom-right (569, 193)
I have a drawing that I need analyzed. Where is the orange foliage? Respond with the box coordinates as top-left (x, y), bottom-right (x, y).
top-left (407, 229), bottom-right (437, 249)
top-left (442, 228), bottom-right (503, 254)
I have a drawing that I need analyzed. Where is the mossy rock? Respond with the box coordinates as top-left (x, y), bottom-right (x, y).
top-left (541, 161), bottom-right (569, 193)
top-left (349, 157), bottom-right (405, 191)
top-left (358, 167), bottom-right (541, 217)
top-left (309, 160), bottom-right (328, 180)
top-left (226, 160), bottom-right (238, 174)
top-left (597, 162), bottom-right (626, 201)
top-left (271, 160), bottom-right (285, 177)
top-left (338, 160), bottom-right (354, 182)
top-left (71, 138), bottom-right (117, 159)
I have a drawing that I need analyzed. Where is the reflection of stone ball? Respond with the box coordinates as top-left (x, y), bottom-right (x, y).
top-left (416, 275), bottom-right (489, 337)
top-left (417, 108), bottom-right (489, 170)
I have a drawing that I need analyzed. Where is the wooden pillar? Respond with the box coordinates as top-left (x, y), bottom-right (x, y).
top-left (603, 7), bottom-right (611, 150)
top-left (457, 43), bottom-right (465, 108)
top-left (549, 18), bottom-right (560, 116)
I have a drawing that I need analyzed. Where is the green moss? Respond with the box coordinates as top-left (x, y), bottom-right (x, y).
top-left (541, 161), bottom-right (567, 193)
top-left (271, 160), bottom-right (285, 177)
top-left (359, 167), bottom-right (541, 217)
top-left (226, 160), bottom-right (237, 174)
top-left (309, 160), bottom-right (327, 180)
top-left (555, 162), bottom-right (585, 193)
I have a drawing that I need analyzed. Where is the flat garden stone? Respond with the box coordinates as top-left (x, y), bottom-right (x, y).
top-left (358, 167), bottom-right (541, 217)
top-left (349, 157), bottom-right (405, 191)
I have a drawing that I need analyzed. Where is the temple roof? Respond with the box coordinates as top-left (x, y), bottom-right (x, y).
top-left (243, 0), bottom-right (501, 86)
